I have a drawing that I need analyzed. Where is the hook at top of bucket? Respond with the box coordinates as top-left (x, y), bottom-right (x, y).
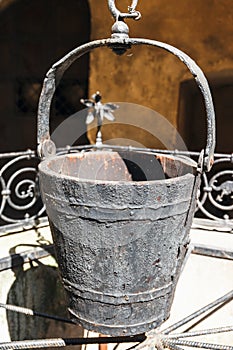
top-left (108, 0), bottom-right (141, 49)
top-left (108, 0), bottom-right (141, 21)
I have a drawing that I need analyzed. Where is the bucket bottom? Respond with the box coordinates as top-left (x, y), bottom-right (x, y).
top-left (66, 286), bottom-right (174, 336)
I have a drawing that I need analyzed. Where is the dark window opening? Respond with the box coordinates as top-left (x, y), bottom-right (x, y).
top-left (0, 0), bottom-right (90, 152)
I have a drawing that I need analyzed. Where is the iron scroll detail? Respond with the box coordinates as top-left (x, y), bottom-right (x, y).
top-left (37, 37), bottom-right (215, 172)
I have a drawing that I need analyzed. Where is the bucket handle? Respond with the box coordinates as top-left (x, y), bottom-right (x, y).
top-left (37, 37), bottom-right (215, 172)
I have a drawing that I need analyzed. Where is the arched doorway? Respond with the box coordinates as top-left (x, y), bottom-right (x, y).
top-left (178, 70), bottom-right (233, 154)
top-left (0, 0), bottom-right (90, 152)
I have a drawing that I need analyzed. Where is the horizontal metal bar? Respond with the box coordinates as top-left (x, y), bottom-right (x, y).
top-left (0, 147), bottom-right (231, 160)
top-left (162, 290), bottom-right (233, 334)
top-left (0, 217), bottom-right (49, 236)
top-left (0, 150), bottom-right (36, 159)
top-left (165, 325), bottom-right (233, 339)
top-left (0, 334), bottom-right (146, 350)
top-left (192, 218), bottom-right (233, 232)
top-left (192, 244), bottom-right (233, 261)
top-left (0, 303), bottom-right (75, 325)
top-left (163, 339), bottom-right (233, 350)
top-left (0, 244), bottom-right (54, 271)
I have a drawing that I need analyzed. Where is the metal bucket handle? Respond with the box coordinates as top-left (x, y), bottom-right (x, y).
top-left (37, 37), bottom-right (215, 172)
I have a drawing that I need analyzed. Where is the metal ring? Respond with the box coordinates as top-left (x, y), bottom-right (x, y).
top-left (128, 0), bottom-right (139, 13)
top-left (108, 0), bottom-right (140, 20)
top-left (37, 37), bottom-right (215, 171)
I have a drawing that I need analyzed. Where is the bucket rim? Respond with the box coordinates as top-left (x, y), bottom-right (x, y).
top-left (39, 150), bottom-right (197, 185)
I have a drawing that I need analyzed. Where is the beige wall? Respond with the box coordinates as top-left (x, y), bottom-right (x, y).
top-left (88, 1), bottom-right (233, 148)
top-left (0, 0), bottom-right (232, 149)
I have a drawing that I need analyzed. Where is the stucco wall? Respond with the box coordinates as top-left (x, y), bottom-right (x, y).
top-left (88, 0), bottom-right (233, 148)
top-left (0, 0), bottom-right (232, 149)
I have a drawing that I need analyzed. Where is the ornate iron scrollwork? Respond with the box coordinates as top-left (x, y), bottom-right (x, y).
top-left (0, 150), bottom-right (45, 231)
top-left (0, 149), bottom-right (232, 232)
top-left (196, 153), bottom-right (233, 228)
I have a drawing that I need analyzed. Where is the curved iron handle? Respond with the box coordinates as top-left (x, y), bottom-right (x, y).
top-left (37, 38), bottom-right (215, 171)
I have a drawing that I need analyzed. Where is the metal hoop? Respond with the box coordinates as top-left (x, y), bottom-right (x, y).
top-left (37, 38), bottom-right (215, 171)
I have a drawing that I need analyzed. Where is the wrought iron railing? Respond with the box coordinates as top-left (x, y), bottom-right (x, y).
top-left (0, 147), bottom-right (233, 350)
top-left (0, 148), bottom-right (232, 234)
top-left (194, 151), bottom-right (233, 230)
top-left (0, 149), bottom-right (45, 234)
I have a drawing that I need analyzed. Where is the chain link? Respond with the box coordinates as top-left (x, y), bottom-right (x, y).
top-left (128, 0), bottom-right (139, 13)
top-left (108, 0), bottom-right (141, 20)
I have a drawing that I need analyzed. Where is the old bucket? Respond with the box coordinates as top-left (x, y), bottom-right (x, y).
top-left (39, 148), bottom-right (200, 336)
top-left (37, 19), bottom-right (215, 336)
